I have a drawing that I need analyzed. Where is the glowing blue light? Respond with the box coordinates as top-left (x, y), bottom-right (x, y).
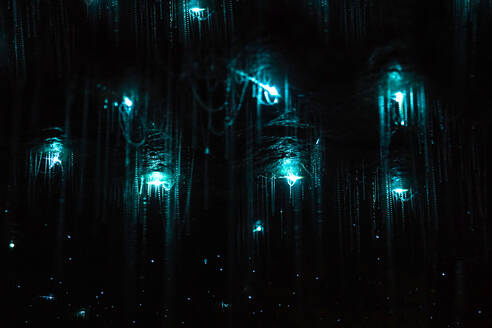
top-left (50, 142), bottom-right (63, 152)
top-left (40, 294), bottom-right (55, 301)
top-left (204, 147), bottom-right (210, 155)
top-left (262, 84), bottom-right (279, 97)
top-left (42, 141), bottom-right (64, 169)
top-left (285, 171), bottom-right (302, 187)
top-left (277, 158), bottom-right (303, 187)
top-left (123, 97), bottom-right (133, 108)
top-left (233, 69), bottom-right (281, 105)
top-left (148, 172), bottom-right (165, 186)
top-left (9, 242), bottom-right (15, 248)
top-left (189, 7), bottom-right (211, 21)
top-left (49, 154), bottom-right (61, 168)
top-left (253, 221), bottom-right (263, 232)
top-left (76, 309), bottom-right (87, 319)
top-left (146, 171), bottom-right (174, 192)
top-left (388, 65), bottom-right (403, 82)
top-left (203, 258), bottom-right (208, 265)
top-left (393, 92), bottom-right (404, 107)
top-left (260, 84), bottom-right (280, 105)
top-left (392, 187), bottom-right (411, 201)
top-left (221, 301), bottom-right (230, 309)
top-left (190, 7), bottom-right (205, 13)
top-left (389, 71), bottom-right (402, 81)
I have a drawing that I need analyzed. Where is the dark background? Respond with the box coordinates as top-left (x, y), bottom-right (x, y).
top-left (1, 0), bottom-right (491, 327)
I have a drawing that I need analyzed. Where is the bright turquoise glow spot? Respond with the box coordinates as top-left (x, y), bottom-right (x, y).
top-left (260, 83), bottom-right (280, 104)
top-left (76, 309), bottom-right (87, 319)
top-left (204, 147), bottom-right (210, 155)
top-left (262, 84), bottom-right (279, 97)
top-left (392, 187), bottom-right (410, 201)
top-left (253, 221), bottom-right (264, 232)
top-left (9, 242), bottom-right (15, 248)
top-left (50, 142), bottom-right (63, 152)
top-left (279, 158), bottom-right (302, 187)
top-left (190, 7), bottom-right (205, 13)
top-left (147, 172), bottom-right (166, 186)
top-left (146, 171), bottom-right (174, 191)
top-left (189, 7), bottom-right (211, 21)
top-left (389, 71), bottom-right (402, 81)
top-left (233, 69), bottom-right (280, 105)
top-left (40, 294), bottom-right (55, 301)
top-left (50, 155), bottom-right (61, 168)
top-left (285, 171), bottom-right (302, 187)
top-left (388, 65), bottom-right (403, 82)
top-left (45, 141), bottom-right (63, 169)
top-left (394, 92), bottom-right (404, 107)
top-left (123, 97), bottom-right (133, 107)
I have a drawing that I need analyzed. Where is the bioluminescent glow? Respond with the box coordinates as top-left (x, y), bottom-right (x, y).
top-left (285, 171), bottom-right (302, 187)
top-left (392, 187), bottom-right (411, 201)
top-left (262, 84), bottom-right (279, 97)
top-left (221, 301), bottom-right (231, 309)
top-left (49, 153), bottom-right (62, 168)
top-left (393, 92), bottom-right (404, 107)
top-left (388, 64), bottom-right (403, 82)
top-left (233, 69), bottom-right (281, 105)
top-left (31, 138), bottom-right (65, 176)
top-left (47, 141), bottom-right (63, 169)
top-left (190, 7), bottom-right (205, 13)
top-left (50, 142), bottom-right (63, 153)
top-left (261, 83), bottom-right (280, 105)
top-left (204, 147), bottom-right (210, 155)
top-left (123, 96), bottom-right (133, 108)
top-left (147, 172), bottom-right (169, 187)
top-left (253, 221), bottom-right (264, 232)
top-left (189, 7), bottom-right (212, 21)
top-left (76, 309), bottom-right (87, 319)
top-left (146, 171), bottom-right (174, 192)
top-left (278, 158), bottom-right (303, 187)
top-left (40, 294), bottom-right (55, 301)
top-left (9, 241), bottom-right (15, 248)
top-left (389, 71), bottom-right (402, 81)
